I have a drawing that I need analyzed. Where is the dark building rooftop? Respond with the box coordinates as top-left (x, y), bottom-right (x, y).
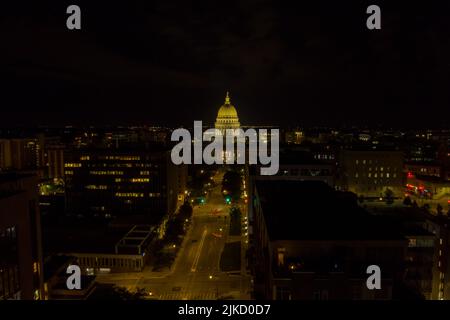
top-left (43, 222), bottom-right (128, 254)
top-left (255, 180), bottom-right (404, 241)
top-left (43, 217), bottom-right (158, 255)
top-left (43, 255), bottom-right (75, 281)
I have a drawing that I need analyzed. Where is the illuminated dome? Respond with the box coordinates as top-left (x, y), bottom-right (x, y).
top-left (215, 92), bottom-right (240, 131)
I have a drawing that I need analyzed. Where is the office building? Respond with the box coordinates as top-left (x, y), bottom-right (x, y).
top-left (250, 180), bottom-right (408, 300)
top-left (0, 173), bottom-right (44, 300)
top-left (64, 146), bottom-right (187, 223)
top-left (339, 149), bottom-right (404, 198)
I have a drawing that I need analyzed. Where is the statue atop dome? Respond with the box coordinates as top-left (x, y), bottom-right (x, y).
top-left (224, 91), bottom-right (231, 105)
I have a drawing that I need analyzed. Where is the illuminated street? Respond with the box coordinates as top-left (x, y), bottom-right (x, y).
top-left (96, 171), bottom-right (251, 300)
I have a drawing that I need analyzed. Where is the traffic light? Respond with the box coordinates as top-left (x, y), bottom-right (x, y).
top-left (225, 196), bottom-right (231, 204)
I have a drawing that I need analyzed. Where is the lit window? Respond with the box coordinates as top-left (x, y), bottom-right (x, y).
top-left (277, 248), bottom-right (285, 266)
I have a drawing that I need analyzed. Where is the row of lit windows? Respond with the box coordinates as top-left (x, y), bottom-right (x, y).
top-left (409, 167), bottom-right (440, 174)
top-left (115, 192), bottom-right (161, 198)
top-left (131, 178), bottom-right (150, 183)
top-left (65, 163), bottom-right (82, 168)
top-left (314, 154), bottom-right (335, 160)
top-left (115, 192), bottom-right (144, 198)
top-left (353, 180), bottom-right (392, 185)
top-left (98, 163), bottom-right (134, 168)
top-left (438, 238), bottom-right (444, 296)
top-left (80, 156), bottom-right (90, 161)
top-left (102, 156), bottom-right (141, 161)
top-left (355, 173), bottom-right (397, 178)
top-left (65, 171), bottom-right (151, 179)
top-left (78, 256), bottom-right (142, 269)
top-left (355, 160), bottom-right (399, 166)
top-left (90, 170), bottom-right (124, 175)
top-left (114, 178), bottom-right (150, 183)
top-left (67, 163), bottom-right (155, 169)
top-left (86, 185), bottom-right (108, 190)
top-left (149, 193), bottom-right (161, 198)
top-left (354, 164), bottom-right (398, 172)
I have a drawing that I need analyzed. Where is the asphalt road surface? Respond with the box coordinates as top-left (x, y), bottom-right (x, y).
top-left (96, 171), bottom-right (251, 300)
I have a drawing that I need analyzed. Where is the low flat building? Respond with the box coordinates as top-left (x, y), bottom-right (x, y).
top-left (43, 223), bottom-right (156, 274)
top-left (43, 255), bottom-right (96, 300)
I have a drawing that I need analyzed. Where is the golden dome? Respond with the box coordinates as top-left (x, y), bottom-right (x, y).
top-left (215, 92), bottom-right (240, 130)
top-left (217, 92), bottom-right (238, 119)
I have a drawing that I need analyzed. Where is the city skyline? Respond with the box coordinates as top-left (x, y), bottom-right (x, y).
top-left (2, 0), bottom-right (450, 306)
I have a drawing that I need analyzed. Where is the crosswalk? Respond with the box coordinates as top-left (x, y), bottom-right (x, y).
top-left (157, 292), bottom-right (218, 300)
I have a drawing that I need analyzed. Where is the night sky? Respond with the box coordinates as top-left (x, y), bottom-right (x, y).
top-left (2, 1), bottom-right (450, 128)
